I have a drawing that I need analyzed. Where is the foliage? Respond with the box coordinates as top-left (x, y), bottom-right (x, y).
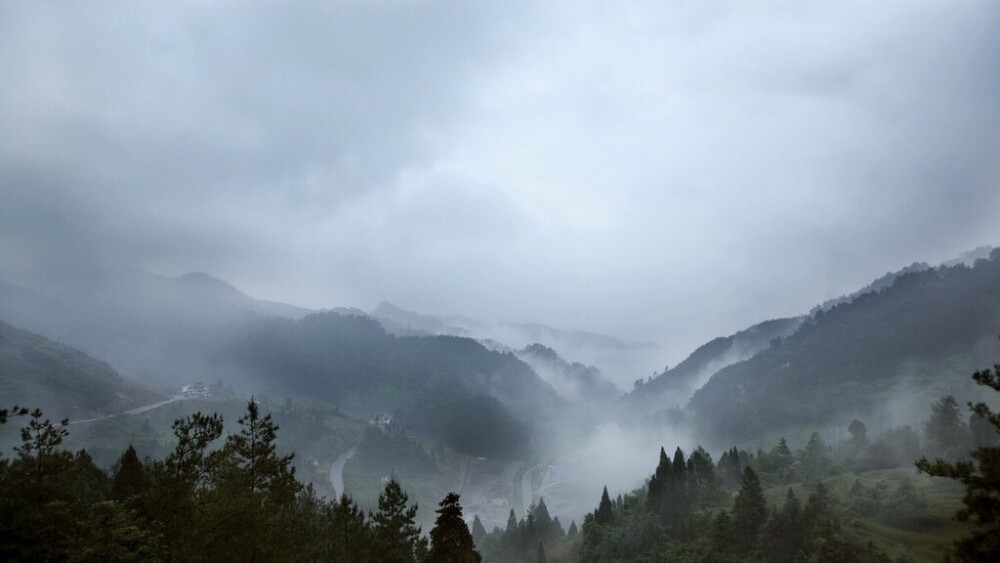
top-left (916, 359), bottom-right (1000, 561)
top-left (371, 477), bottom-right (428, 563)
top-left (0, 401), bottom-right (450, 562)
top-left (427, 492), bottom-right (481, 563)
top-left (689, 251), bottom-right (1000, 442)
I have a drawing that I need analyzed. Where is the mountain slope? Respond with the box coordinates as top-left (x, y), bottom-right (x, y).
top-left (688, 248), bottom-right (1000, 444)
top-left (221, 312), bottom-right (566, 458)
top-left (516, 343), bottom-right (623, 405)
top-left (624, 316), bottom-right (804, 411)
top-left (0, 318), bottom-right (163, 420)
top-left (0, 265), bottom-right (312, 387)
top-left (371, 301), bottom-right (662, 388)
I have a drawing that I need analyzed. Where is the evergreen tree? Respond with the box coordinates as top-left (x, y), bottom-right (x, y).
top-left (532, 497), bottom-right (554, 541)
top-left (218, 398), bottom-right (301, 503)
top-left (761, 488), bottom-right (806, 563)
top-left (427, 492), bottom-right (481, 563)
top-left (323, 493), bottom-right (374, 562)
top-left (146, 411), bottom-right (223, 563)
top-left (536, 541), bottom-right (547, 563)
top-left (801, 432), bottom-right (831, 479)
top-left (372, 478), bottom-right (425, 563)
top-left (567, 520), bottom-right (579, 537)
top-left (917, 359), bottom-right (1000, 560)
top-left (595, 486), bottom-right (614, 525)
top-left (732, 466), bottom-right (767, 550)
top-left (471, 514), bottom-right (487, 542)
top-left (924, 395), bottom-right (969, 458)
top-left (111, 445), bottom-right (145, 502)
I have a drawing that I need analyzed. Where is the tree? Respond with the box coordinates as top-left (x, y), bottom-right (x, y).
top-left (595, 486), bottom-right (614, 525)
top-left (217, 399), bottom-right (300, 503)
top-left (371, 478), bottom-right (426, 563)
top-left (536, 541), bottom-right (547, 563)
top-left (732, 466), bottom-right (767, 550)
top-left (471, 514), bottom-right (487, 542)
top-left (427, 492), bottom-right (481, 563)
top-left (917, 359), bottom-right (1000, 561)
top-left (924, 395), bottom-right (969, 458)
top-left (147, 411), bottom-right (223, 563)
top-left (111, 445), bottom-right (145, 502)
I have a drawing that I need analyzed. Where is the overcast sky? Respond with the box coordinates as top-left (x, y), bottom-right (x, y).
top-left (2, 1), bottom-right (999, 364)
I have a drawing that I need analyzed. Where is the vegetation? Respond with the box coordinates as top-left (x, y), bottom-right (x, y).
top-left (689, 250), bottom-right (1000, 443)
top-left (226, 312), bottom-right (562, 458)
top-left (917, 357), bottom-right (1000, 561)
top-left (0, 400), bottom-right (473, 562)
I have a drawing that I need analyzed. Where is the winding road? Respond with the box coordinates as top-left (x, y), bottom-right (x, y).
top-left (68, 395), bottom-right (185, 425)
top-left (328, 445), bottom-right (358, 497)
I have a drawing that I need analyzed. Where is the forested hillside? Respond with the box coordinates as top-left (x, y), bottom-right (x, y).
top-left (689, 249), bottom-right (1000, 444)
top-left (222, 312), bottom-right (564, 458)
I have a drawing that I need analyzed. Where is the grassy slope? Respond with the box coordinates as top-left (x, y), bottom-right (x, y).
top-left (0, 318), bottom-right (164, 421)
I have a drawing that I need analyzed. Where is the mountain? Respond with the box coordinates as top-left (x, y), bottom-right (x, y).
top-left (221, 311), bottom-right (566, 458)
top-left (0, 264), bottom-right (312, 388)
top-left (688, 248), bottom-right (1000, 445)
top-left (623, 316), bottom-right (804, 415)
top-left (0, 318), bottom-right (163, 421)
top-left (371, 302), bottom-right (662, 388)
top-left (516, 343), bottom-right (623, 405)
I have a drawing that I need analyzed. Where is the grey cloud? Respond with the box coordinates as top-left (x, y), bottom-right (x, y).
top-left (2, 1), bottom-right (1000, 373)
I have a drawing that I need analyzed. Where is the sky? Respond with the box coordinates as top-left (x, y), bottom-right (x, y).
top-left (2, 1), bottom-right (999, 366)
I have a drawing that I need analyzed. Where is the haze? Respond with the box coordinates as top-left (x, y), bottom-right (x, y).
top-left (3, 0), bottom-right (999, 374)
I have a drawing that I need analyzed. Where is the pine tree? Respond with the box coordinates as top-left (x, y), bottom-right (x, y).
top-left (532, 497), bottom-right (554, 541)
top-left (218, 398), bottom-right (300, 503)
top-left (471, 514), bottom-right (487, 542)
top-left (148, 411), bottom-right (223, 563)
top-left (372, 478), bottom-right (425, 563)
top-left (567, 520), bottom-right (579, 537)
top-left (732, 466), bottom-right (767, 550)
top-left (111, 444), bottom-right (145, 502)
top-left (427, 492), bottom-right (481, 563)
top-left (324, 493), bottom-right (374, 562)
top-left (595, 486), bottom-right (614, 525)
top-left (917, 359), bottom-right (1000, 560)
top-left (924, 395), bottom-right (970, 458)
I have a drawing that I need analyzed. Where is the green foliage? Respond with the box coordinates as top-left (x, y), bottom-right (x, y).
top-left (357, 423), bottom-right (436, 475)
top-left (411, 395), bottom-right (530, 460)
top-left (916, 360), bottom-right (1000, 561)
top-left (228, 312), bottom-right (561, 458)
top-left (690, 252), bottom-right (1000, 442)
top-left (371, 477), bottom-right (427, 563)
top-left (732, 466), bottom-right (767, 550)
top-left (427, 492), bottom-right (481, 563)
top-left (924, 395), bottom-right (971, 459)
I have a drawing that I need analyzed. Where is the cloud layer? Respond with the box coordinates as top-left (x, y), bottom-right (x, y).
top-left (3, 1), bottom-right (999, 368)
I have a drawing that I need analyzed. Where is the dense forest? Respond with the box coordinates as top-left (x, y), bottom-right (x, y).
top-left (0, 400), bottom-right (482, 562)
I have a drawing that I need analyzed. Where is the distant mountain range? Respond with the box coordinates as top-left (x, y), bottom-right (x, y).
top-left (370, 301), bottom-right (660, 389)
top-left (3, 245), bottom-right (998, 455)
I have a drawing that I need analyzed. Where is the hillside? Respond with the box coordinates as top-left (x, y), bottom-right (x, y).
top-left (0, 265), bottom-right (312, 387)
top-left (624, 316), bottom-right (804, 413)
top-left (517, 343), bottom-right (623, 405)
top-left (221, 311), bottom-right (566, 459)
top-left (0, 318), bottom-right (163, 420)
top-left (371, 301), bottom-right (662, 389)
top-left (688, 248), bottom-right (1000, 445)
